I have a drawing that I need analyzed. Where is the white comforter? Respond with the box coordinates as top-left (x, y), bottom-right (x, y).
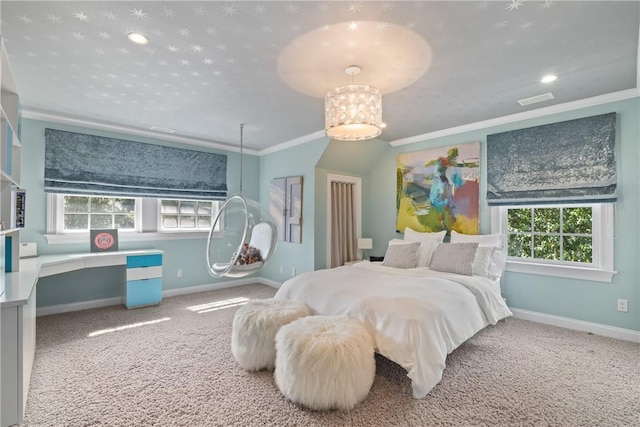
top-left (274, 261), bottom-right (512, 398)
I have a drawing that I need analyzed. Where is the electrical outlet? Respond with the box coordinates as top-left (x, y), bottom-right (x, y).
top-left (291, 268), bottom-right (296, 277)
top-left (177, 269), bottom-right (183, 278)
top-left (279, 265), bottom-right (284, 274)
top-left (617, 299), bottom-right (628, 312)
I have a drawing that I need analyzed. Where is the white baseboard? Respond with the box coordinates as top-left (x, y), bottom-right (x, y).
top-left (258, 277), bottom-right (282, 289)
top-left (36, 278), bottom-right (282, 317)
top-left (510, 308), bottom-right (640, 343)
top-left (37, 297), bottom-right (123, 317)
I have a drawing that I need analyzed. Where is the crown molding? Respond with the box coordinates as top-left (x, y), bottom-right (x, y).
top-left (23, 87), bottom-right (639, 156)
top-left (389, 88), bottom-right (640, 147)
top-left (259, 129), bottom-right (328, 155)
top-left (21, 109), bottom-right (260, 155)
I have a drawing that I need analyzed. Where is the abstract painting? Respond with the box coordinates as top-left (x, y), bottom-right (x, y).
top-left (396, 141), bottom-right (480, 235)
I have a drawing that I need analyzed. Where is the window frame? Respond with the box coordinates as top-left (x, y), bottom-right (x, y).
top-left (157, 199), bottom-right (220, 233)
top-left (45, 194), bottom-right (219, 244)
top-left (491, 203), bottom-right (616, 283)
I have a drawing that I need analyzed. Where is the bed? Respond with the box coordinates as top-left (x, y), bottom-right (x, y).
top-left (274, 231), bottom-right (512, 398)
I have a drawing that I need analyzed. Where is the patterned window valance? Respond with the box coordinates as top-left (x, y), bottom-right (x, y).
top-left (44, 129), bottom-right (227, 200)
top-left (486, 112), bottom-right (617, 206)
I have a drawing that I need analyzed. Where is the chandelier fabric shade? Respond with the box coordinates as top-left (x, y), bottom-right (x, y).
top-left (325, 83), bottom-right (383, 141)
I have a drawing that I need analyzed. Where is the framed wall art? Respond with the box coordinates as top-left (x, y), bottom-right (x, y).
top-left (396, 141), bottom-right (480, 235)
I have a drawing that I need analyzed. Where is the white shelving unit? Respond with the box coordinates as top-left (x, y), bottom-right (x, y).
top-left (0, 37), bottom-right (23, 282)
top-left (0, 37), bottom-right (29, 427)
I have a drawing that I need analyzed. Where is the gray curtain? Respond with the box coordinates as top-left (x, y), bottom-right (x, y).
top-left (44, 128), bottom-right (227, 200)
top-left (486, 112), bottom-right (616, 205)
top-left (330, 181), bottom-right (357, 268)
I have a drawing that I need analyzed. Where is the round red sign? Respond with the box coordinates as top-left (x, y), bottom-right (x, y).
top-left (94, 232), bottom-right (115, 250)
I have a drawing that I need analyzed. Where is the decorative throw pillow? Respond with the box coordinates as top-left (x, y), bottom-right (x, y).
top-left (473, 246), bottom-right (495, 278)
top-left (429, 242), bottom-right (479, 276)
top-left (450, 231), bottom-right (506, 280)
top-left (403, 228), bottom-right (447, 267)
top-left (381, 241), bottom-right (420, 269)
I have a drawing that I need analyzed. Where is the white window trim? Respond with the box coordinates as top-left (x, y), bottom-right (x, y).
top-left (491, 204), bottom-right (616, 283)
top-left (45, 194), bottom-right (215, 244)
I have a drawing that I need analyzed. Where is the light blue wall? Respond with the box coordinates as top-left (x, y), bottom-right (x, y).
top-left (22, 96), bottom-right (640, 332)
top-left (361, 98), bottom-right (640, 332)
top-left (258, 136), bottom-right (330, 282)
top-left (20, 119), bottom-right (260, 307)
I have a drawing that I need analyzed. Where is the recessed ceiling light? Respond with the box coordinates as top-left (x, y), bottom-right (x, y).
top-left (128, 32), bottom-right (149, 45)
top-left (541, 74), bottom-right (557, 83)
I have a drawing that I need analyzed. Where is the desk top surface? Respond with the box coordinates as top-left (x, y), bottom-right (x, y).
top-left (0, 249), bottom-right (163, 308)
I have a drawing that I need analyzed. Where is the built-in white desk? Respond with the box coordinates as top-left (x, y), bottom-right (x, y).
top-left (0, 249), bottom-right (163, 427)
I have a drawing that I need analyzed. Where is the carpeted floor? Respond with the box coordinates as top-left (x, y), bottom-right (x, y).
top-left (22, 284), bottom-right (640, 427)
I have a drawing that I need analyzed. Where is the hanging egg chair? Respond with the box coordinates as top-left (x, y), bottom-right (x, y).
top-left (205, 125), bottom-right (277, 278)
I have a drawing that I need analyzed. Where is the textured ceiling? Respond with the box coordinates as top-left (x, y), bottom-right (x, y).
top-left (1, 1), bottom-right (638, 151)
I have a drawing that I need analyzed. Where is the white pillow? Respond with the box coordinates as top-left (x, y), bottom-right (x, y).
top-left (403, 228), bottom-right (447, 267)
top-left (429, 242), bottom-right (479, 276)
top-left (450, 231), bottom-right (506, 280)
top-left (473, 246), bottom-right (495, 278)
top-left (381, 240), bottom-right (420, 269)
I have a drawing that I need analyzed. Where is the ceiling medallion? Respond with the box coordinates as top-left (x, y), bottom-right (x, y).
top-left (325, 65), bottom-right (382, 141)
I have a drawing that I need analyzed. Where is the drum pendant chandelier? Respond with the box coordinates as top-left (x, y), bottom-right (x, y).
top-left (324, 65), bottom-right (383, 141)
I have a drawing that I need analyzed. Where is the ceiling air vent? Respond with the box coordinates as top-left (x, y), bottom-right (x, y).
top-left (518, 92), bottom-right (554, 106)
top-left (150, 125), bottom-right (176, 134)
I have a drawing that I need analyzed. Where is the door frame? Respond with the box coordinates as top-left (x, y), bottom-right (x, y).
top-left (326, 173), bottom-right (362, 267)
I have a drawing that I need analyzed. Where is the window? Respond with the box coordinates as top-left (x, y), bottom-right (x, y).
top-left (507, 206), bottom-right (593, 264)
top-left (62, 195), bottom-right (136, 232)
top-left (492, 203), bottom-right (615, 282)
top-left (159, 199), bottom-right (219, 231)
top-left (46, 194), bottom-right (221, 243)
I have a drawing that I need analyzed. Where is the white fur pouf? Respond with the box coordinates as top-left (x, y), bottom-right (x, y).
top-left (274, 315), bottom-right (375, 411)
top-left (231, 299), bottom-right (311, 371)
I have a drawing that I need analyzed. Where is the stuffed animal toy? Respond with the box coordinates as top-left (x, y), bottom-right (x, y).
top-left (235, 243), bottom-right (263, 265)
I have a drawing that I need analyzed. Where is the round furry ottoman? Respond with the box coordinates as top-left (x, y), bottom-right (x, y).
top-left (274, 315), bottom-right (375, 411)
top-left (231, 298), bottom-right (311, 371)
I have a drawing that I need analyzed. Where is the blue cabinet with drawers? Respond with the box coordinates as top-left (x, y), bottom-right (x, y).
top-left (124, 253), bottom-right (163, 308)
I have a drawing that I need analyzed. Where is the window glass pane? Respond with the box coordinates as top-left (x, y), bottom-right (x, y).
top-left (91, 197), bottom-right (113, 213)
top-left (563, 207), bottom-right (592, 234)
top-left (113, 198), bottom-right (135, 213)
top-left (564, 236), bottom-right (592, 263)
top-left (114, 214), bottom-right (135, 229)
top-left (64, 214), bottom-right (88, 230)
top-left (90, 214), bottom-right (113, 229)
top-left (508, 234), bottom-right (531, 258)
top-left (64, 196), bottom-right (89, 213)
top-left (534, 208), bottom-right (560, 233)
top-left (161, 200), bottom-right (179, 214)
top-left (507, 208), bottom-right (531, 232)
top-left (180, 215), bottom-right (196, 228)
top-left (162, 215), bottom-right (178, 228)
top-left (179, 201), bottom-right (196, 214)
top-left (197, 201), bottom-right (212, 215)
top-left (534, 235), bottom-right (560, 260)
top-left (197, 217), bottom-right (211, 228)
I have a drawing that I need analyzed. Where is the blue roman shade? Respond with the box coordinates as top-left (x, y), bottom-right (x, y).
top-left (44, 129), bottom-right (227, 200)
top-left (486, 112), bottom-right (616, 205)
